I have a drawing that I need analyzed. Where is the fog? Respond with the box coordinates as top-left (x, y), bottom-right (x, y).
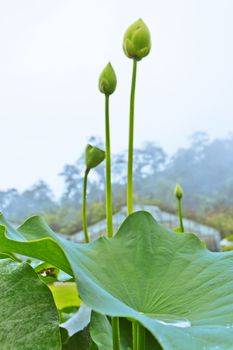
top-left (0, 0), bottom-right (233, 194)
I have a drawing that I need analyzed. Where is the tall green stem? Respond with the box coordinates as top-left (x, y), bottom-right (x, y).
top-left (137, 323), bottom-right (145, 350)
top-left (82, 168), bottom-right (90, 243)
top-left (178, 198), bottom-right (184, 232)
top-left (105, 95), bottom-right (113, 237)
top-left (127, 59), bottom-right (137, 215)
top-left (112, 317), bottom-right (120, 350)
top-left (106, 95), bottom-right (119, 345)
top-left (132, 322), bottom-right (138, 350)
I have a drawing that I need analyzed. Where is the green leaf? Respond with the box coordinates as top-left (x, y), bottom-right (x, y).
top-left (0, 252), bottom-right (20, 261)
top-left (2, 211), bottom-right (233, 349)
top-left (0, 259), bottom-right (61, 350)
top-left (61, 326), bottom-right (95, 350)
top-left (61, 304), bottom-right (91, 336)
top-left (90, 314), bottom-right (134, 350)
top-left (90, 313), bottom-right (162, 350)
top-left (0, 215), bottom-right (72, 275)
top-left (34, 261), bottom-right (60, 283)
top-left (33, 260), bottom-right (72, 283)
top-left (49, 282), bottom-right (81, 310)
top-left (90, 312), bottom-right (113, 350)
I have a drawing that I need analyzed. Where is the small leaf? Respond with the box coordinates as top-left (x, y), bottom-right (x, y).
top-left (90, 312), bottom-right (113, 350)
top-left (61, 304), bottom-right (91, 337)
top-left (62, 326), bottom-right (95, 350)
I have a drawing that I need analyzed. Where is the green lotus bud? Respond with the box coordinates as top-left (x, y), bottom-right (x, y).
top-left (85, 144), bottom-right (105, 170)
top-left (123, 19), bottom-right (151, 61)
top-left (98, 62), bottom-right (117, 95)
top-left (174, 184), bottom-right (184, 200)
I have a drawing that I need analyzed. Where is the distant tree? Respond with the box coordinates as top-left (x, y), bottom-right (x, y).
top-left (133, 142), bottom-right (167, 199)
top-left (0, 189), bottom-right (19, 214)
top-left (2, 181), bottom-right (56, 221)
top-left (60, 164), bottom-right (83, 207)
top-left (3, 133), bottom-right (233, 235)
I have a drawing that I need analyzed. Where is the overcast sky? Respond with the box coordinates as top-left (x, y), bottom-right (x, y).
top-left (0, 0), bottom-right (233, 195)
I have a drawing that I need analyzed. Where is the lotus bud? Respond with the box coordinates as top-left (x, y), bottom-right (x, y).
top-left (174, 184), bottom-right (184, 200)
top-left (85, 144), bottom-right (105, 170)
top-left (98, 62), bottom-right (117, 95)
top-left (123, 19), bottom-right (151, 61)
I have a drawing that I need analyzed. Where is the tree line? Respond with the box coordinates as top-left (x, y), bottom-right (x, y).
top-left (1, 132), bottom-right (233, 236)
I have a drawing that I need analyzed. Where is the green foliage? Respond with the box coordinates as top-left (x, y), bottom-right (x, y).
top-left (2, 212), bottom-right (233, 348)
top-left (203, 209), bottom-right (233, 237)
top-left (45, 201), bottom-right (109, 235)
top-left (61, 304), bottom-right (91, 338)
top-left (61, 326), bottom-right (95, 350)
top-left (90, 313), bottom-right (113, 350)
top-left (221, 245), bottom-right (233, 252)
top-left (226, 234), bottom-right (233, 242)
top-left (90, 313), bottom-right (162, 350)
top-left (49, 283), bottom-right (80, 310)
top-left (1, 16), bottom-right (233, 350)
top-left (0, 259), bottom-right (61, 350)
top-left (2, 134), bottom-right (233, 236)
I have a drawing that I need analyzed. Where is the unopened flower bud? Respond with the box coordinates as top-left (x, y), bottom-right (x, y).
top-left (174, 184), bottom-right (184, 200)
top-left (98, 62), bottom-right (117, 95)
top-left (123, 19), bottom-right (151, 61)
top-left (85, 144), bottom-right (105, 170)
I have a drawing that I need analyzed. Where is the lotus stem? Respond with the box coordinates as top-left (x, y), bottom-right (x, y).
top-left (132, 321), bottom-right (138, 350)
top-left (105, 95), bottom-right (113, 237)
top-left (112, 317), bottom-right (120, 350)
top-left (137, 323), bottom-right (145, 350)
top-left (82, 168), bottom-right (90, 243)
top-left (178, 198), bottom-right (184, 232)
top-left (127, 59), bottom-right (137, 215)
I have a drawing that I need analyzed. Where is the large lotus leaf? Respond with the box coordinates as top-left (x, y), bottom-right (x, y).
top-left (1, 211), bottom-right (233, 349)
top-left (0, 259), bottom-right (61, 350)
top-left (0, 214), bottom-right (72, 274)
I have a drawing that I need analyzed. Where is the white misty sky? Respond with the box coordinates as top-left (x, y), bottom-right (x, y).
top-left (0, 0), bottom-right (233, 195)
